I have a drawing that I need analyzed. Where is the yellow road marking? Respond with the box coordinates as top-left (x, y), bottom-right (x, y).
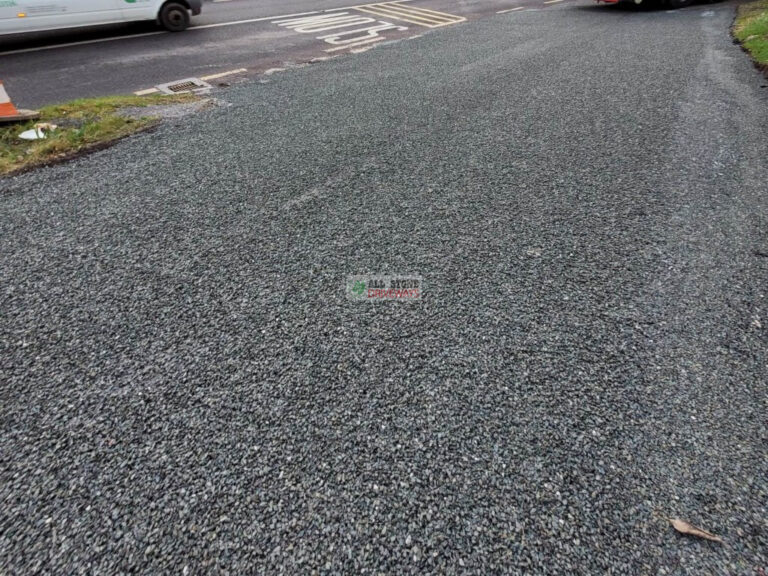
top-left (367, 2), bottom-right (466, 25)
top-left (389, 2), bottom-right (463, 18)
top-left (356, 2), bottom-right (465, 28)
top-left (357, 5), bottom-right (444, 25)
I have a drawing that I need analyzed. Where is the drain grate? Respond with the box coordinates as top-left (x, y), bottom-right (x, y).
top-left (155, 77), bottom-right (213, 95)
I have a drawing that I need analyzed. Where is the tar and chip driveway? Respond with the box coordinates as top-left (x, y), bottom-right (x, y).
top-left (1, 1), bottom-right (767, 574)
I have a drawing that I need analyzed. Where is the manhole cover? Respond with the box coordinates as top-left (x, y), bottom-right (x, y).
top-left (155, 77), bottom-right (213, 95)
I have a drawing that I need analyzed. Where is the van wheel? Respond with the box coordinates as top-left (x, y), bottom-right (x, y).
top-left (667, 0), bottom-right (694, 8)
top-left (160, 2), bottom-right (190, 31)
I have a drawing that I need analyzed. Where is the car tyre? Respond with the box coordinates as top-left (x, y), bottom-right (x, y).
top-left (160, 2), bottom-right (190, 31)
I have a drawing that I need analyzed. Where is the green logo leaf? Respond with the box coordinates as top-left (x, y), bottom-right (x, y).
top-left (351, 280), bottom-right (366, 296)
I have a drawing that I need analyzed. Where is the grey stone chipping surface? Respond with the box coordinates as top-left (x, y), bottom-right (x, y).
top-left (117, 98), bottom-right (226, 121)
top-left (1, 2), bottom-right (767, 574)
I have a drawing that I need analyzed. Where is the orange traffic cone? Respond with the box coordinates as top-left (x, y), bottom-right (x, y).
top-left (0, 81), bottom-right (39, 124)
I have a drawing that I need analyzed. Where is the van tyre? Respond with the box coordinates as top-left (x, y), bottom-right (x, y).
top-left (160, 2), bottom-right (190, 31)
top-left (667, 0), bottom-right (694, 8)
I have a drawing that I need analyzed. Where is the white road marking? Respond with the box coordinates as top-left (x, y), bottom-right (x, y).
top-left (320, 22), bottom-right (407, 46)
top-left (497, 6), bottom-right (525, 12)
top-left (191, 11), bottom-right (320, 30)
top-left (200, 68), bottom-right (248, 81)
top-left (274, 11), bottom-right (407, 53)
top-left (273, 13), bottom-right (378, 33)
top-left (543, 0), bottom-right (565, 4)
top-left (133, 68), bottom-right (247, 96)
top-left (0, 1), bottom-right (418, 56)
top-left (0, 12), bottom-right (319, 56)
top-left (325, 37), bottom-right (385, 51)
top-left (0, 31), bottom-right (167, 56)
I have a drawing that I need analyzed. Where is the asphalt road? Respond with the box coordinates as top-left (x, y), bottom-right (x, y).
top-left (2, 0), bottom-right (768, 574)
top-left (0, 0), bottom-right (543, 107)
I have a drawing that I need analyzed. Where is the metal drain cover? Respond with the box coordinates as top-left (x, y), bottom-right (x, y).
top-left (155, 77), bottom-right (213, 95)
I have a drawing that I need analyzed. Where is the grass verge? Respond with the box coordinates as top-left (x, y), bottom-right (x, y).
top-left (0, 93), bottom-right (198, 177)
top-left (733, 0), bottom-right (768, 73)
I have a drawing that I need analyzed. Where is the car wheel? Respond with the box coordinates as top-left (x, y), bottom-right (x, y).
top-left (160, 2), bottom-right (190, 32)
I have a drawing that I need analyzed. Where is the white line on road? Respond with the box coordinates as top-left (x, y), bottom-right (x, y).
top-left (191, 10), bottom-right (319, 30)
top-left (497, 6), bottom-right (526, 12)
top-left (324, 36), bottom-right (385, 51)
top-left (273, 12), bottom-right (408, 53)
top-left (0, 13), bottom-right (317, 56)
top-left (200, 68), bottom-right (248, 81)
top-left (133, 67), bottom-right (248, 95)
top-left (0, 31), bottom-right (167, 56)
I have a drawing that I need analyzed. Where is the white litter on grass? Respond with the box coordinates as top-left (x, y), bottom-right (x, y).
top-left (19, 123), bottom-right (57, 141)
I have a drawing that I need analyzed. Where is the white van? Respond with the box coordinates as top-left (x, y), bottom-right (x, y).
top-left (0, 0), bottom-right (202, 35)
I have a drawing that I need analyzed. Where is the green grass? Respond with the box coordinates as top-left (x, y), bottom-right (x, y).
top-left (0, 93), bottom-right (197, 176)
top-left (733, 0), bottom-right (768, 67)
